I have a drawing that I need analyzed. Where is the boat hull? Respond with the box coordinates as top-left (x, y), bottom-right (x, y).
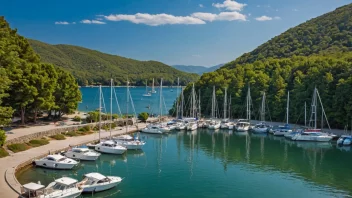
top-left (34, 161), bottom-right (77, 170)
top-left (64, 152), bottom-right (100, 161)
top-left (94, 145), bottom-right (126, 154)
top-left (81, 177), bottom-right (121, 193)
top-left (141, 128), bottom-right (162, 134)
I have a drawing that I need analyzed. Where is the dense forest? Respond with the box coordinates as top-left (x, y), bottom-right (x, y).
top-left (0, 17), bottom-right (82, 143)
top-left (29, 39), bottom-right (199, 86)
top-left (176, 3), bottom-right (352, 129)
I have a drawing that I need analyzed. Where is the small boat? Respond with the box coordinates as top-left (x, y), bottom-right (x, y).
top-left (21, 177), bottom-right (82, 198)
top-left (64, 148), bottom-right (100, 161)
top-left (186, 122), bottom-right (198, 131)
top-left (34, 155), bottom-right (79, 170)
top-left (208, 120), bottom-right (220, 130)
top-left (220, 119), bottom-right (230, 129)
top-left (78, 172), bottom-right (122, 193)
top-left (175, 123), bottom-right (186, 130)
top-left (143, 80), bottom-right (151, 97)
top-left (95, 140), bottom-right (127, 154)
top-left (235, 120), bottom-right (250, 132)
top-left (284, 131), bottom-right (301, 139)
top-left (291, 130), bottom-right (333, 142)
top-left (113, 135), bottom-right (146, 150)
top-left (252, 123), bottom-right (269, 133)
top-left (272, 124), bottom-right (292, 136)
top-left (337, 135), bottom-right (352, 146)
top-left (151, 78), bottom-right (157, 94)
top-left (141, 125), bottom-right (163, 134)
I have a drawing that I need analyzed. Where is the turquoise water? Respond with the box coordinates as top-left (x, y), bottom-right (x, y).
top-left (17, 130), bottom-right (352, 198)
top-left (78, 87), bottom-right (178, 115)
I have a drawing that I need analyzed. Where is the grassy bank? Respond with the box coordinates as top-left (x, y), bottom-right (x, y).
top-left (0, 147), bottom-right (9, 158)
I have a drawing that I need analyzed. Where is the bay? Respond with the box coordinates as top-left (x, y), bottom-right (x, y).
top-left (78, 87), bottom-right (179, 116)
top-left (17, 130), bottom-right (352, 198)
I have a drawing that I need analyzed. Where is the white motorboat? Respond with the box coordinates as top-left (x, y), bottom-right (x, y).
top-left (208, 120), bottom-right (220, 130)
top-left (64, 148), bottom-right (100, 161)
top-left (272, 125), bottom-right (292, 136)
top-left (235, 120), bottom-right (250, 132)
top-left (292, 131), bottom-right (333, 142)
top-left (34, 155), bottom-right (78, 170)
top-left (95, 140), bottom-right (127, 154)
top-left (252, 123), bottom-right (269, 133)
top-left (78, 172), bottom-right (122, 193)
top-left (21, 177), bottom-right (82, 198)
top-left (337, 135), bottom-right (352, 146)
top-left (113, 135), bottom-right (146, 150)
top-left (141, 125), bottom-right (162, 134)
top-left (186, 122), bottom-right (198, 131)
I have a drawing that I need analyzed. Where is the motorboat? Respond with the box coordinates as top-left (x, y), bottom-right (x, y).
top-left (272, 125), bottom-right (292, 136)
top-left (252, 123), bottom-right (269, 133)
top-left (78, 172), bottom-right (122, 193)
top-left (21, 177), bottom-right (82, 198)
top-left (220, 119), bottom-right (232, 129)
top-left (235, 120), bottom-right (250, 132)
top-left (208, 120), bottom-right (220, 130)
top-left (113, 135), bottom-right (146, 150)
top-left (141, 125), bottom-right (162, 134)
top-left (337, 135), bottom-right (352, 146)
top-left (186, 122), bottom-right (198, 131)
top-left (291, 130), bottom-right (333, 142)
top-left (95, 140), bottom-right (127, 154)
top-left (34, 155), bottom-right (79, 170)
top-left (64, 148), bottom-right (100, 161)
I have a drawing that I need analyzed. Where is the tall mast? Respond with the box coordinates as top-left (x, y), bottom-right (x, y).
top-left (110, 79), bottom-right (113, 138)
top-left (145, 80), bottom-right (148, 94)
top-left (313, 88), bottom-right (317, 129)
top-left (152, 78), bottom-right (155, 92)
top-left (126, 79), bottom-right (129, 134)
top-left (212, 86), bottom-right (215, 118)
top-left (286, 91), bottom-right (289, 124)
top-left (176, 77), bottom-right (179, 119)
top-left (261, 92), bottom-right (266, 122)
top-left (224, 87), bottom-right (227, 119)
top-left (181, 86), bottom-right (184, 119)
top-left (198, 89), bottom-right (201, 119)
top-left (159, 78), bottom-right (163, 122)
top-left (192, 83), bottom-right (195, 118)
top-left (247, 85), bottom-right (251, 121)
top-left (304, 102), bottom-right (307, 127)
top-left (99, 85), bottom-right (102, 141)
top-left (228, 95), bottom-right (231, 119)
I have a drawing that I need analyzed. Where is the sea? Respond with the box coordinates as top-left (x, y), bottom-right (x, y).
top-left (78, 87), bottom-right (179, 116)
top-left (17, 130), bottom-right (352, 198)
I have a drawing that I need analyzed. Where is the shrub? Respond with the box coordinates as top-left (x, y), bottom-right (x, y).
top-left (73, 116), bottom-right (81, 122)
top-left (50, 134), bottom-right (66, 140)
top-left (7, 143), bottom-right (30, 153)
top-left (112, 114), bottom-right (119, 120)
top-left (138, 112), bottom-right (149, 122)
top-left (83, 125), bottom-right (91, 132)
top-left (0, 147), bottom-right (9, 158)
top-left (28, 138), bottom-right (49, 147)
top-left (64, 131), bottom-right (79, 137)
top-left (0, 130), bottom-right (6, 146)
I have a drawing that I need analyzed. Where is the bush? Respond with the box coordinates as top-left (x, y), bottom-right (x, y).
top-left (28, 138), bottom-right (49, 147)
top-left (64, 131), bottom-right (79, 137)
top-left (73, 116), bottom-right (81, 122)
top-left (7, 143), bottom-right (30, 153)
top-left (0, 147), bottom-right (9, 158)
top-left (138, 112), bottom-right (149, 122)
top-left (83, 125), bottom-right (91, 132)
top-left (50, 134), bottom-right (66, 140)
top-left (0, 130), bottom-right (6, 146)
top-left (112, 114), bottom-right (119, 120)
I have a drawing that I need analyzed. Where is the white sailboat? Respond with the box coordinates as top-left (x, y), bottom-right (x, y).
top-left (253, 92), bottom-right (269, 133)
top-left (151, 78), bottom-right (157, 94)
top-left (187, 83), bottom-right (198, 131)
top-left (235, 86), bottom-right (251, 132)
top-left (143, 80), bottom-right (151, 97)
top-left (208, 86), bottom-right (220, 130)
top-left (220, 87), bottom-right (233, 129)
top-left (292, 88), bottom-right (333, 142)
top-left (273, 91), bottom-right (292, 136)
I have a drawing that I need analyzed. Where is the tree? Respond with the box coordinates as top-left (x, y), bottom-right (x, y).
top-left (0, 68), bottom-right (13, 146)
top-left (138, 112), bottom-right (149, 122)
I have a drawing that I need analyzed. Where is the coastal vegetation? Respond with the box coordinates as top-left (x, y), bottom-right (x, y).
top-left (7, 143), bottom-right (30, 153)
top-left (28, 39), bottom-right (199, 86)
top-left (27, 138), bottom-right (49, 147)
top-left (178, 3), bottom-right (352, 129)
top-left (0, 148), bottom-right (9, 158)
top-left (50, 134), bottom-right (66, 140)
top-left (138, 112), bottom-right (149, 122)
top-left (0, 17), bottom-right (82, 127)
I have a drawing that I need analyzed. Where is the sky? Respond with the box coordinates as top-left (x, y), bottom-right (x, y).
top-left (1, 0), bottom-right (351, 67)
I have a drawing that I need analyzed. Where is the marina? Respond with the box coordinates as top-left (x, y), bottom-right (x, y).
top-left (17, 129), bottom-right (352, 198)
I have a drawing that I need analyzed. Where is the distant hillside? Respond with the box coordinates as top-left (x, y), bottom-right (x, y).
top-left (28, 39), bottom-right (199, 86)
top-left (172, 64), bottom-right (224, 74)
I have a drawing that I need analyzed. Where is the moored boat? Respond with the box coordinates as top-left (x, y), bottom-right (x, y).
top-left (95, 140), bottom-right (127, 154)
top-left (78, 172), bottom-right (122, 193)
top-left (34, 155), bottom-right (79, 170)
top-left (64, 148), bottom-right (100, 161)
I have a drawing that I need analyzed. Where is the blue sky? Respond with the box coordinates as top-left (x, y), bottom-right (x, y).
top-left (1, 0), bottom-right (351, 67)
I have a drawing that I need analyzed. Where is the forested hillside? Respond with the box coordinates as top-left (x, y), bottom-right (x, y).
top-left (178, 3), bottom-right (352, 129)
top-left (29, 39), bottom-right (199, 86)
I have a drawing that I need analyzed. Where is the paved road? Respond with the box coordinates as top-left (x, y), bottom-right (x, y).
top-left (0, 124), bottom-right (147, 198)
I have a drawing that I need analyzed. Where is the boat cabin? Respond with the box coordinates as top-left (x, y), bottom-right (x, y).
top-left (21, 182), bottom-right (45, 198)
top-left (48, 177), bottom-right (79, 191)
top-left (71, 148), bottom-right (90, 153)
top-left (101, 141), bottom-right (117, 147)
top-left (44, 155), bottom-right (67, 162)
top-left (79, 173), bottom-right (111, 186)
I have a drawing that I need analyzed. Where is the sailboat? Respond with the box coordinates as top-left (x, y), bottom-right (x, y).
top-left (252, 92), bottom-right (270, 133)
top-left (273, 91), bottom-right (292, 136)
top-left (186, 83), bottom-right (198, 131)
top-left (208, 86), bottom-right (220, 130)
top-left (291, 88), bottom-right (333, 142)
top-left (235, 86), bottom-right (251, 132)
top-left (220, 87), bottom-right (234, 129)
top-left (151, 78), bottom-right (157, 94)
top-left (95, 83), bottom-right (127, 154)
top-left (143, 80), bottom-right (151, 97)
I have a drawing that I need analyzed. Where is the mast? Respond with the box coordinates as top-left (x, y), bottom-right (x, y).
top-left (176, 77), bottom-right (179, 119)
top-left (261, 92), bottom-right (266, 122)
top-left (126, 79), bottom-right (129, 134)
top-left (304, 102), bottom-right (307, 127)
top-left (198, 89), bottom-right (201, 119)
top-left (145, 80), bottom-right (148, 94)
top-left (212, 86), bottom-right (215, 118)
top-left (247, 85), bottom-right (251, 121)
top-left (313, 88), bottom-right (317, 129)
top-left (152, 78), bottom-right (155, 92)
top-left (192, 83), bottom-right (195, 118)
top-left (228, 95), bottom-right (231, 119)
top-left (110, 79), bottom-right (113, 138)
top-left (224, 87), bottom-right (227, 119)
top-left (159, 78), bottom-right (163, 122)
top-left (181, 86), bottom-right (184, 119)
top-left (99, 85), bottom-right (102, 141)
top-left (286, 91), bottom-right (289, 124)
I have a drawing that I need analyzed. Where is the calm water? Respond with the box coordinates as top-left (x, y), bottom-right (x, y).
top-left (78, 87), bottom-right (178, 116)
top-left (17, 130), bottom-right (352, 198)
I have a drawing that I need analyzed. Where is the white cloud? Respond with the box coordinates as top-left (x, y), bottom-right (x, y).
top-left (255, 15), bottom-right (280, 21)
top-left (104, 13), bottom-right (206, 26)
top-left (292, 8), bottom-right (299, 11)
top-left (191, 11), bottom-right (246, 22)
top-left (199, 4), bottom-right (204, 8)
top-left (212, 0), bottom-right (246, 11)
top-left (80, 19), bottom-right (106, 24)
top-left (55, 21), bottom-right (70, 25)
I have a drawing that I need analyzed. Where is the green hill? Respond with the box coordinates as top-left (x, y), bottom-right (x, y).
top-left (178, 3), bottom-right (352, 129)
top-left (225, 3), bottom-right (352, 68)
top-left (172, 64), bottom-right (224, 75)
top-left (28, 39), bottom-right (199, 86)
